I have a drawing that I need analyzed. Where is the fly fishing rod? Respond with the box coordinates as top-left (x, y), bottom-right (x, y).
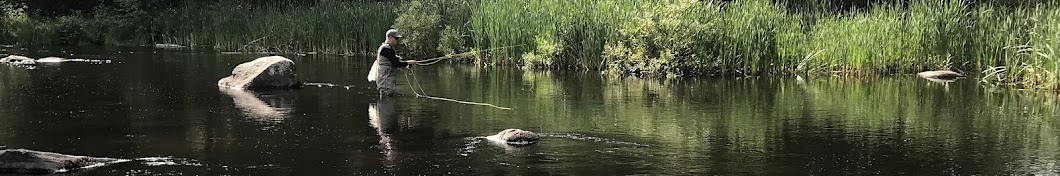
top-left (402, 45), bottom-right (526, 110)
top-left (415, 45), bottom-right (525, 66)
top-left (404, 68), bottom-right (513, 110)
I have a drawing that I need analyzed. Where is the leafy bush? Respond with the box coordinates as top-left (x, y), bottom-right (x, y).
top-left (1, 3), bottom-right (30, 45)
top-left (394, 0), bottom-right (475, 58)
top-left (521, 35), bottom-right (562, 68)
top-left (437, 25), bottom-right (467, 55)
top-left (603, 0), bottom-right (729, 77)
top-left (393, 1), bottom-right (443, 57)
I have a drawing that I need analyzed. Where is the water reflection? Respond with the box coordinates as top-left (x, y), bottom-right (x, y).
top-left (218, 88), bottom-right (296, 123)
top-left (368, 96), bottom-right (399, 158)
top-left (367, 96), bottom-right (425, 170)
top-left (2, 48), bottom-right (1059, 175)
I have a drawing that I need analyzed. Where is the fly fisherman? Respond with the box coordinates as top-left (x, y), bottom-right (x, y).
top-left (368, 29), bottom-right (418, 96)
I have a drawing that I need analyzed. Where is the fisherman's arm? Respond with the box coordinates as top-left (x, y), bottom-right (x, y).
top-left (382, 48), bottom-right (416, 67)
top-left (398, 56), bottom-right (418, 65)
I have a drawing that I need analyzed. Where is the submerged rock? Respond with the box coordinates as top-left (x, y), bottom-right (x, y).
top-left (154, 43), bottom-right (185, 49)
top-left (915, 69), bottom-right (966, 83)
top-left (218, 56), bottom-right (301, 89)
top-left (1, 55), bottom-right (35, 65)
top-left (36, 57), bottom-right (68, 63)
top-left (488, 129), bottom-right (541, 146)
top-left (0, 149), bottom-right (129, 174)
top-left (917, 70), bottom-right (965, 82)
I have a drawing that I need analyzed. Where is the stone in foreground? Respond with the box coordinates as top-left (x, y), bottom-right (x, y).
top-left (1, 55), bottom-right (35, 65)
top-left (0, 149), bottom-right (129, 174)
top-left (218, 56), bottom-right (301, 89)
top-left (488, 129), bottom-right (541, 146)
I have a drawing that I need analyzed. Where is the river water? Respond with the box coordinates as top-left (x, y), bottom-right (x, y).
top-left (1, 47), bottom-right (1058, 175)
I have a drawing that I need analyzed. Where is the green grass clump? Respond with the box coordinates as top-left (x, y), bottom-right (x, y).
top-left (981, 4), bottom-right (1060, 89)
top-left (457, 0), bottom-right (1060, 89)
top-left (469, 0), bottom-right (633, 68)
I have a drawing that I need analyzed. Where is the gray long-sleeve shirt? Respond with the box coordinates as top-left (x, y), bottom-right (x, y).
top-left (377, 43), bottom-right (408, 67)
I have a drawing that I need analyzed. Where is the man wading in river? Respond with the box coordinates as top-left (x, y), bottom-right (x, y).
top-left (368, 29), bottom-right (418, 96)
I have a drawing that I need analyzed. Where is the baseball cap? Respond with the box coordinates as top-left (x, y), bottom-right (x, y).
top-left (386, 29), bottom-right (402, 38)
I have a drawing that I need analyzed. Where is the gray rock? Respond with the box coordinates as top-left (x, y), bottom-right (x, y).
top-left (217, 56), bottom-right (301, 89)
top-left (489, 129), bottom-right (541, 146)
top-left (0, 149), bottom-right (129, 174)
top-left (1, 55), bottom-right (35, 65)
top-left (154, 43), bottom-right (185, 49)
top-left (36, 57), bottom-right (68, 63)
top-left (917, 70), bottom-right (965, 81)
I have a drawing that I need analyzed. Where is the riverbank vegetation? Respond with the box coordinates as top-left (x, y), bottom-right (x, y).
top-left (1, 0), bottom-right (1058, 89)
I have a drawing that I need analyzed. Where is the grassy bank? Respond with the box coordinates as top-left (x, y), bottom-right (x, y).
top-left (0, 1), bottom-right (398, 55)
top-left (1, 0), bottom-right (1058, 89)
top-left (160, 1), bottom-right (398, 55)
top-left (447, 0), bottom-right (1059, 88)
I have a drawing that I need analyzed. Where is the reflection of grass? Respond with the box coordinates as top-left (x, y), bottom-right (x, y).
top-left (428, 66), bottom-right (1059, 173)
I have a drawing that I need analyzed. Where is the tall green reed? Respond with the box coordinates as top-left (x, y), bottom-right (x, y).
top-left (982, 3), bottom-right (1060, 89)
top-left (2, 0), bottom-right (1059, 89)
top-left (160, 1), bottom-right (398, 55)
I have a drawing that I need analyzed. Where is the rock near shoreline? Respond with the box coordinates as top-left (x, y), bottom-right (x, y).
top-left (0, 149), bottom-right (129, 174)
top-left (1, 55), bottom-right (36, 65)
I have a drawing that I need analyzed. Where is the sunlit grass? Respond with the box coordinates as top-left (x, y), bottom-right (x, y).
top-left (159, 1), bottom-right (398, 55)
top-left (1, 0), bottom-right (1058, 89)
top-left (464, 0), bottom-right (1059, 89)
top-left (979, 3), bottom-right (1060, 89)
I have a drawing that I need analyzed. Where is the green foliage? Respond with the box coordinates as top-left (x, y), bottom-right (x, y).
top-left (437, 25), bottom-right (467, 56)
top-left (0, 5), bottom-right (101, 46)
top-left (1, 0), bottom-right (1059, 89)
top-left (0, 3), bottom-right (14, 43)
top-left (393, 1), bottom-right (443, 57)
top-left (92, 0), bottom-right (156, 45)
top-left (393, 0), bottom-right (476, 58)
top-left (603, 1), bottom-right (722, 77)
top-left (459, 0), bottom-right (1059, 89)
top-left (981, 5), bottom-right (1060, 89)
top-left (521, 35), bottom-right (562, 68)
top-left (469, 0), bottom-right (633, 67)
top-left (158, 1), bottom-right (400, 55)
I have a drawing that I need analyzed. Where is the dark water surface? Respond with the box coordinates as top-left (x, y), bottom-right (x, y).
top-left (2, 48), bottom-right (1059, 175)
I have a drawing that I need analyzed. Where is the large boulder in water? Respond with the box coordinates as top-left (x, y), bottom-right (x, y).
top-left (0, 149), bottom-right (129, 174)
top-left (488, 129), bottom-right (541, 146)
top-left (218, 56), bottom-right (301, 89)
